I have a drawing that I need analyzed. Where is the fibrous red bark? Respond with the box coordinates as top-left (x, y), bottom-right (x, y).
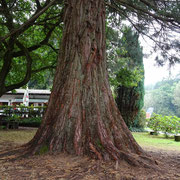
top-left (26, 0), bottom-right (156, 167)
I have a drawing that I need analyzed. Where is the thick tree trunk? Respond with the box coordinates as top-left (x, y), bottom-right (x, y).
top-left (26, 0), bottom-right (156, 166)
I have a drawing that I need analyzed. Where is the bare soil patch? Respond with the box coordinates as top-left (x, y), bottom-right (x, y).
top-left (0, 131), bottom-right (180, 180)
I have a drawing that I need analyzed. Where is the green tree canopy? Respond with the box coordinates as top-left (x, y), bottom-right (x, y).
top-left (108, 26), bottom-right (145, 128)
top-left (173, 81), bottom-right (180, 116)
top-left (0, 0), bottom-right (180, 96)
top-left (107, 26), bottom-right (144, 89)
top-left (0, 0), bottom-right (63, 96)
top-left (144, 78), bottom-right (180, 117)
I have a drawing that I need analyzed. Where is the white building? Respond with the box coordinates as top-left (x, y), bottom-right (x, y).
top-left (0, 89), bottom-right (50, 106)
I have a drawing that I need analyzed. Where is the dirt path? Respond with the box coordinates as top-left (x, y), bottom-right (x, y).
top-left (0, 141), bottom-right (180, 179)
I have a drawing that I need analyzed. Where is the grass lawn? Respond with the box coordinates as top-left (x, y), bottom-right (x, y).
top-left (0, 129), bottom-right (36, 145)
top-left (0, 129), bottom-right (180, 152)
top-left (132, 132), bottom-right (180, 152)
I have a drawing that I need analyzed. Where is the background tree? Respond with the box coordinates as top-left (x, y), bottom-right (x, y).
top-left (144, 77), bottom-right (180, 117)
top-left (173, 81), bottom-right (180, 117)
top-left (28, 70), bottom-right (54, 90)
top-left (107, 26), bottom-right (145, 128)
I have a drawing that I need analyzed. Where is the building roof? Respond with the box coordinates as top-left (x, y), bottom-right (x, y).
top-left (6, 89), bottom-right (51, 95)
top-left (13, 99), bottom-right (48, 103)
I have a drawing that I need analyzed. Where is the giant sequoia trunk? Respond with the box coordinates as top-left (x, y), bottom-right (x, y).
top-left (26, 0), bottom-right (155, 166)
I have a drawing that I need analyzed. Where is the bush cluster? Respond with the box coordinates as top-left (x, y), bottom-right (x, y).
top-left (0, 105), bottom-right (45, 127)
top-left (2, 114), bottom-right (42, 127)
top-left (19, 117), bottom-right (42, 127)
top-left (147, 113), bottom-right (180, 137)
top-left (0, 105), bottom-right (46, 117)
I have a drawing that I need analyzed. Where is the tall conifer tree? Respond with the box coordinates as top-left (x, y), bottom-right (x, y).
top-left (115, 27), bottom-right (144, 128)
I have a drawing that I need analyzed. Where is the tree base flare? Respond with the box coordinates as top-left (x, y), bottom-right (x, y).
top-left (25, 0), bottom-right (158, 170)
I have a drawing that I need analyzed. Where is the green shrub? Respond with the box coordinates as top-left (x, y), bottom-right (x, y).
top-left (19, 117), bottom-right (42, 127)
top-left (0, 126), bottom-right (6, 130)
top-left (172, 116), bottom-right (180, 135)
top-left (147, 113), bottom-right (180, 137)
top-left (4, 114), bottom-right (21, 122)
top-left (147, 113), bottom-right (161, 133)
top-left (159, 116), bottom-right (173, 137)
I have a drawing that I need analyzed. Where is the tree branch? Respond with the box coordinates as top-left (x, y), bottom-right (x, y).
top-left (5, 41), bottom-right (33, 92)
top-left (1, 0), bottom-right (14, 30)
top-left (105, 2), bottom-right (177, 64)
top-left (34, 14), bottom-right (62, 25)
top-left (0, 0), bottom-right (58, 42)
top-left (8, 0), bottom-right (17, 10)
top-left (114, 0), bottom-right (180, 27)
top-left (35, 0), bottom-right (42, 10)
top-left (13, 19), bottom-right (62, 57)
top-left (46, 43), bottom-right (59, 54)
top-left (0, 49), bottom-right (13, 88)
top-left (32, 65), bottom-right (56, 73)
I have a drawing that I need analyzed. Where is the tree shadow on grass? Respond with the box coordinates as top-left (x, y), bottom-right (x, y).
top-left (0, 141), bottom-right (30, 162)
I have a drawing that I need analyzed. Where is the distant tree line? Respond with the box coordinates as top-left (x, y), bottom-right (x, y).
top-left (144, 76), bottom-right (180, 117)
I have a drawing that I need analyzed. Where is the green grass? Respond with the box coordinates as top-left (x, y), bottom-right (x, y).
top-left (132, 132), bottom-right (180, 152)
top-left (0, 130), bottom-right (180, 152)
top-left (0, 129), bottom-right (36, 144)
